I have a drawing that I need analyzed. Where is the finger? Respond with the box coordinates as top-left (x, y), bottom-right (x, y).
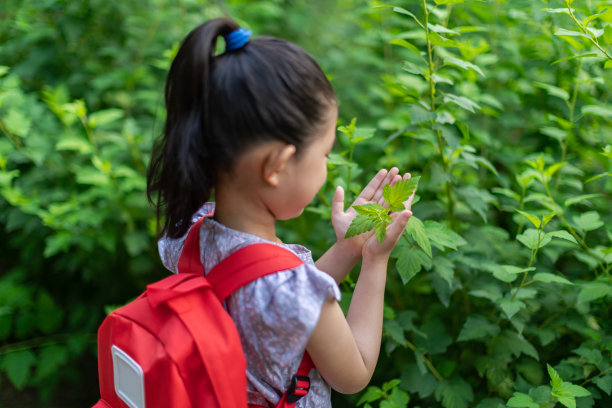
top-left (404, 184), bottom-right (417, 210)
top-left (332, 186), bottom-right (345, 217)
top-left (385, 210), bottom-right (412, 244)
top-left (402, 173), bottom-right (411, 181)
top-left (372, 167), bottom-right (399, 203)
top-left (355, 169), bottom-right (388, 204)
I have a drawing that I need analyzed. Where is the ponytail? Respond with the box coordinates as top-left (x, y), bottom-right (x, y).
top-left (147, 18), bottom-right (336, 238)
top-left (147, 18), bottom-right (238, 238)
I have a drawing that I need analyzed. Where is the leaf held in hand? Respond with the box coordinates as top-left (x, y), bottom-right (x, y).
top-left (383, 176), bottom-right (420, 212)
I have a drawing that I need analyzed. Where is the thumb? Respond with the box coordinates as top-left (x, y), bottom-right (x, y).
top-left (385, 210), bottom-right (412, 242)
top-left (332, 186), bottom-right (345, 217)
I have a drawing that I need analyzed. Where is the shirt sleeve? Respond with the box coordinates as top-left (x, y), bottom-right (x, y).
top-left (228, 262), bottom-right (341, 387)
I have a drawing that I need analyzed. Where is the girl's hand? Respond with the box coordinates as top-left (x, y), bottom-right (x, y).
top-left (362, 175), bottom-right (416, 261)
top-left (331, 168), bottom-right (409, 259)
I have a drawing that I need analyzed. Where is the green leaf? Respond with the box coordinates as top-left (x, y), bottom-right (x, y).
top-left (545, 230), bottom-right (578, 245)
top-left (516, 210), bottom-right (540, 229)
top-left (355, 203), bottom-right (387, 216)
top-left (357, 386), bottom-right (384, 404)
top-left (554, 28), bottom-right (590, 38)
top-left (577, 281), bottom-right (612, 303)
top-left (457, 315), bottom-right (500, 342)
top-left (406, 216), bottom-right (432, 258)
top-left (392, 6), bottom-right (423, 28)
top-left (506, 392), bottom-right (539, 408)
top-left (593, 373), bottom-right (612, 395)
top-left (552, 53), bottom-right (599, 65)
top-left (572, 211), bottom-right (604, 232)
top-left (581, 105), bottom-right (612, 119)
top-left (562, 383), bottom-right (591, 397)
top-left (564, 194), bottom-right (602, 207)
top-left (345, 213), bottom-right (377, 238)
top-left (382, 177), bottom-right (419, 212)
top-left (434, 379), bottom-right (474, 408)
top-left (428, 32), bottom-right (457, 48)
top-left (3, 108), bottom-right (31, 137)
top-left (488, 265), bottom-right (534, 283)
top-left (396, 247), bottom-right (431, 284)
top-left (534, 82), bottom-right (570, 101)
top-left (548, 364), bottom-right (563, 390)
top-left (499, 298), bottom-right (525, 319)
top-left (434, 0), bottom-right (471, 4)
top-left (517, 229), bottom-right (551, 250)
top-left (428, 23), bottom-right (459, 35)
top-left (88, 108), bottom-right (123, 128)
top-left (389, 39), bottom-right (423, 58)
top-left (2, 350), bottom-right (36, 390)
top-left (544, 162), bottom-right (566, 179)
top-left (424, 221), bottom-right (467, 251)
top-left (444, 93), bottom-right (481, 113)
top-left (532, 272), bottom-right (573, 285)
top-left (389, 387), bottom-right (410, 407)
top-left (444, 56), bottom-right (485, 77)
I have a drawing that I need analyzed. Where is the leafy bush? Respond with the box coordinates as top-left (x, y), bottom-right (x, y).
top-left (1, 0), bottom-right (611, 407)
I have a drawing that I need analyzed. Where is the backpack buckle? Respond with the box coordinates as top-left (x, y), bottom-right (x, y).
top-left (286, 375), bottom-right (310, 403)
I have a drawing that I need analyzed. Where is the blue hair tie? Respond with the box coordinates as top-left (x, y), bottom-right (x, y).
top-left (224, 28), bottom-right (252, 52)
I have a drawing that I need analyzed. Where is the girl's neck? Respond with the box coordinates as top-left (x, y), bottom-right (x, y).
top-left (213, 186), bottom-right (282, 244)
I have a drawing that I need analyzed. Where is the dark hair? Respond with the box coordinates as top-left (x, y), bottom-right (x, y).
top-left (147, 18), bottom-right (336, 238)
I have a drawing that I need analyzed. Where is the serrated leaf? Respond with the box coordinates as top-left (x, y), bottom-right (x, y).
top-left (533, 272), bottom-right (573, 285)
top-left (499, 298), bottom-right (525, 319)
top-left (354, 203), bottom-right (387, 216)
top-left (357, 386), bottom-right (384, 404)
top-left (345, 214), bottom-right (377, 238)
top-left (517, 229), bottom-right (551, 250)
top-left (396, 247), bottom-right (430, 284)
top-left (577, 281), bottom-right (612, 303)
top-left (457, 315), bottom-right (500, 342)
top-left (406, 216), bottom-right (432, 258)
top-left (516, 210), bottom-right (541, 229)
top-left (88, 108), bottom-right (123, 128)
top-left (389, 39), bottom-right (423, 58)
top-left (548, 364), bottom-right (563, 390)
top-left (444, 93), bottom-right (481, 113)
top-left (3, 350), bottom-right (36, 390)
top-left (593, 373), bottom-right (612, 395)
top-left (545, 230), bottom-right (578, 245)
top-left (554, 28), bottom-right (590, 38)
top-left (506, 392), bottom-right (539, 408)
top-left (582, 105), bottom-right (612, 119)
top-left (383, 177), bottom-right (419, 212)
top-left (444, 56), bottom-right (485, 77)
top-left (434, 379), bottom-right (474, 408)
top-left (428, 32), bottom-right (457, 48)
top-left (564, 194), bottom-right (602, 207)
top-left (534, 82), bottom-right (570, 101)
top-left (572, 211), bottom-right (604, 232)
top-left (562, 383), bottom-right (591, 397)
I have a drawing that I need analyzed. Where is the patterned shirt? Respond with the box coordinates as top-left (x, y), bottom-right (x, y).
top-left (158, 203), bottom-right (340, 407)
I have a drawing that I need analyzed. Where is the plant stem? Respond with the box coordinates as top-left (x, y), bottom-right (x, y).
top-left (566, 1), bottom-right (612, 61)
top-left (423, 0), bottom-right (456, 228)
top-left (405, 339), bottom-right (444, 381)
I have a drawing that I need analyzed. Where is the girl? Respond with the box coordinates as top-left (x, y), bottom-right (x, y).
top-left (147, 18), bottom-right (414, 407)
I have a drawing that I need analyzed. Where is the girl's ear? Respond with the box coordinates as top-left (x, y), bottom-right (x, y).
top-left (263, 143), bottom-right (297, 187)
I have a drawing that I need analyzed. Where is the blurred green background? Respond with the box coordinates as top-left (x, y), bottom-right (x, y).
top-left (1, 0), bottom-right (611, 407)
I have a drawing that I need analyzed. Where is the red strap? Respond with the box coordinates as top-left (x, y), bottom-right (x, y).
top-left (177, 214), bottom-right (211, 275)
top-left (176, 214), bottom-right (314, 406)
top-left (206, 243), bottom-right (304, 302)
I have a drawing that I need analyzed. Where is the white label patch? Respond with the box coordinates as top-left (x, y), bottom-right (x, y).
top-left (111, 345), bottom-right (145, 408)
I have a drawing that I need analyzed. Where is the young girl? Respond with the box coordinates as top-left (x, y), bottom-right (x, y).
top-left (147, 17), bottom-right (414, 407)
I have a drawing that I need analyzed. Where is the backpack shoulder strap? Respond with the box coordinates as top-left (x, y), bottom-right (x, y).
top-left (176, 214), bottom-right (303, 301)
top-left (207, 243), bottom-right (303, 302)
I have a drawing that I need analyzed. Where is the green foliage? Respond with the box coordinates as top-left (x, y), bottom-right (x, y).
top-left (345, 176), bottom-right (419, 243)
top-left (1, 0), bottom-right (612, 406)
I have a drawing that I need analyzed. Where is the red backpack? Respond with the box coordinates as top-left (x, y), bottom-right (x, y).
top-left (93, 215), bottom-right (314, 408)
